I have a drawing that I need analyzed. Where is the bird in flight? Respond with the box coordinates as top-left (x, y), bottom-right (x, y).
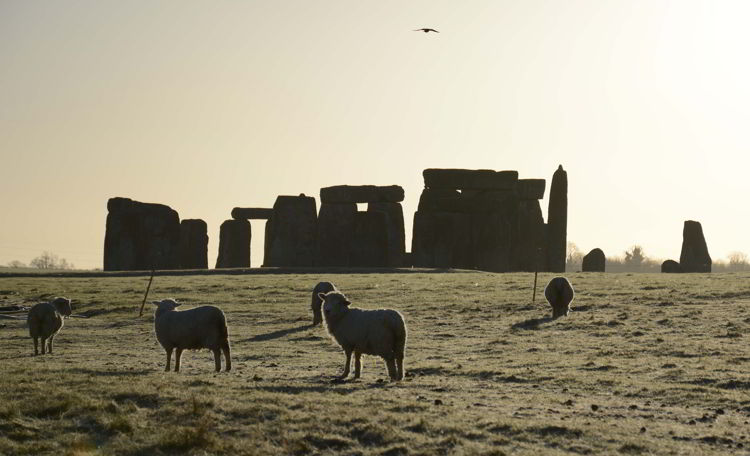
top-left (414, 28), bottom-right (439, 33)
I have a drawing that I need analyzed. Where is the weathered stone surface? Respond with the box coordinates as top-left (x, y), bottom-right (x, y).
top-left (412, 211), bottom-right (472, 269)
top-left (418, 189), bottom-right (517, 213)
top-left (179, 219), bottom-right (208, 269)
top-left (471, 212), bottom-right (513, 272)
top-left (515, 200), bottom-right (546, 272)
top-left (349, 212), bottom-right (388, 267)
top-left (546, 165), bottom-right (568, 273)
top-left (661, 259), bottom-right (682, 273)
top-left (320, 185), bottom-right (404, 204)
top-left (679, 220), bottom-right (711, 273)
top-left (423, 169), bottom-right (519, 190)
top-left (418, 189), bottom-right (462, 212)
top-left (316, 203), bottom-right (357, 267)
top-left (517, 179), bottom-right (546, 200)
top-left (215, 219), bottom-right (250, 268)
top-left (582, 248), bottom-right (605, 272)
top-left (231, 208), bottom-right (274, 220)
top-left (264, 195), bottom-right (317, 267)
top-left (104, 197), bottom-right (180, 271)
top-left (368, 202), bottom-right (405, 267)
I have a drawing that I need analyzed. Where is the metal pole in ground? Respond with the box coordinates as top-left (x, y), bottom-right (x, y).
top-left (139, 269), bottom-right (156, 317)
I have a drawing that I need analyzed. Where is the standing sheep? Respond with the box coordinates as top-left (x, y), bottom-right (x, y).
top-left (152, 299), bottom-right (231, 372)
top-left (311, 281), bottom-right (337, 325)
top-left (27, 297), bottom-right (72, 356)
top-left (544, 277), bottom-right (575, 319)
top-left (320, 291), bottom-right (407, 381)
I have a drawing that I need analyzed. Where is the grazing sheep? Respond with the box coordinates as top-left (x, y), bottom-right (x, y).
top-left (311, 281), bottom-right (337, 325)
top-left (27, 297), bottom-right (72, 356)
top-left (320, 291), bottom-right (407, 381)
top-left (152, 299), bottom-right (231, 372)
top-left (545, 277), bottom-right (575, 319)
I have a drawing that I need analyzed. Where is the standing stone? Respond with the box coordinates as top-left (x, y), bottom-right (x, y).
top-left (316, 203), bottom-right (357, 267)
top-left (412, 211), bottom-right (437, 268)
top-left (516, 179), bottom-right (546, 200)
top-left (546, 165), bottom-right (568, 273)
top-left (265, 195), bottom-right (317, 267)
top-left (179, 219), bottom-right (208, 269)
top-left (349, 212), bottom-right (388, 267)
top-left (368, 202), bottom-right (405, 267)
top-left (104, 197), bottom-right (180, 271)
top-left (216, 220), bottom-right (250, 268)
top-left (515, 200), bottom-right (546, 272)
top-left (661, 259), bottom-right (682, 273)
top-left (679, 220), bottom-right (711, 272)
top-left (472, 212), bottom-right (513, 272)
top-left (581, 248), bottom-right (605, 272)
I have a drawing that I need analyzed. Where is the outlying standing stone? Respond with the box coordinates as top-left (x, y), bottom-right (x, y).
top-left (546, 165), bottom-right (568, 273)
top-left (582, 248), bottom-right (605, 272)
top-left (179, 219), bottom-right (208, 269)
top-left (104, 197), bottom-right (180, 271)
top-left (661, 259), bottom-right (682, 273)
top-left (679, 220), bottom-right (711, 272)
top-left (216, 220), bottom-right (250, 268)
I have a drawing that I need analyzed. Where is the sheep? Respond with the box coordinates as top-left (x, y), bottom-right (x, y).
top-left (544, 277), bottom-right (575, 319)
top-left (311, 281), bottom-right (337, 325)
top-left (152, 299), bottom-right (231, 372)
top-left (27, 297), bottom-right (72, 356)
top-left (320, 291), bottom-right (407, 381)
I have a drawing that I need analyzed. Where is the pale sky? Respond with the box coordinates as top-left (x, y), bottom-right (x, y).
top-left (2, 1), bottom-right (749, 269)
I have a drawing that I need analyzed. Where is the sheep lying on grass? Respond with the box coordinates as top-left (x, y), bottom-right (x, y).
top-left (311, 281), bottom-right (337, 325)
top-left (152, 299), bottom-right (231, 372)
top-left (545, 277), bottom-right (575, 319)
top-left (28, 297), bottom-right (72, 356)
top-left (319, 291), bottom-right (407, 381)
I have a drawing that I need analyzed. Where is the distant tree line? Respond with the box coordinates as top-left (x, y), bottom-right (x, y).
top-left (4, 251), bottom-right (75, 270)
top-left (566, 243), bottom-right (750, 272)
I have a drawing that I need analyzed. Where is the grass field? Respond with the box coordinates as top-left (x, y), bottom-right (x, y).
top-left (1, 271), bottom-right (749, 455)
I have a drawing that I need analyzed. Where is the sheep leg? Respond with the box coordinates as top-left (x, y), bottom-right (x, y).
top-left (221, 340), bottom-right (232, 372)
top-left (385, 358), bottom-right (398, 380)
top-left (353, 351), bottom-right (362, 379)
top-left (40, 337), bottom-right (47, 355)
top-left (165, 348), bottom-right (173, 372)
top-left (47, 334), bottom-right (54, 354)
top-left (312, 302), bottom-right (322, 326)
top-left (212, 349), bottom-right (221, 372)
top-left (396, 357), bottom-right (404, 381)
top-left (174, 348), bottom-right (183, 372)
top-left (33, 337), bottom-right (39, 356)
top-left (340, 349), bottom-right (352, 379)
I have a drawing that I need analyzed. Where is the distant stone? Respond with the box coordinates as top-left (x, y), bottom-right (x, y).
top-left (104, 197), bottom-right (180, 271)
top-left (661, 260), bottom-right (682, 273)
top-left (515, 200), bottom-right (546, 272)
top-left (320, 185), bottom-right (404, 204)
top-left (679, 220), bottom-right (711, 273)
top-left (423, 169), bottom-right (519, 190)
top-left (368, 202), bottom-right (406, 267)
top-left (316, 203), bottom-right (357, 267)
top-left (179, 219), bottom-right (208, 269)
top-left (546, 165), bottom-right (568, 273)
top-left (215, 219), bottom-right (250, 268)
top-left (517, 179), bottom-right (546, 200)
top-left (264, 195), bottom-right (317, 267)
top-left (349, 211), bottom-right (389, 267)
top-left (231, 208), bottom-right (274, 220)
top-left (582, 248), bottom-right (605, 272)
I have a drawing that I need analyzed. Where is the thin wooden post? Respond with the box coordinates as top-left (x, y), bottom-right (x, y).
top-left (139, 269), bottom-right (156, 317)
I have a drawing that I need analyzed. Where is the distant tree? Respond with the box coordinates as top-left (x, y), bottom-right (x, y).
top-left (566, 242), bottom-right (583, 272)
top-left (728, 251), bottom-right (748, 266)
top-left (29, 251), bottom-right (74, 270)
top-left (624, 245), bottom-right (646, 268)
top-left (6, 260), bottom-right (26, 268)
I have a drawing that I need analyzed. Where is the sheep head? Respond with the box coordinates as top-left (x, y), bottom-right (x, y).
top-left (320, 291), bottom-right (351, 320)
top-left (51, 297), bottom-right (72, 317)
top-left (152, 298), bottom-right (181, 311)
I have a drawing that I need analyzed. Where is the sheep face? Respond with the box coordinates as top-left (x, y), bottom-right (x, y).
top-left (152, 299), bottom-right (181, 311)
top-left (320, 291), bottom-right (351, 321)
top-left (52, 297), bottom-right (72, 317)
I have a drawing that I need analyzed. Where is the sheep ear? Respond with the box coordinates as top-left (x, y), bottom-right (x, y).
top-left (317, 292), bottom-right (326, 301)
top-left (343, 299), bottom-right (351, 306)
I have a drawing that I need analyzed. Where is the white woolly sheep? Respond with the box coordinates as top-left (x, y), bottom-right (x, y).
top-left (311, 281), bottom-right (337, 325)
top-left (152, 299), bottom-right (231, 372)
top-left (27, 297), bottom-right (72, 356)
top-left (319, 291), bottom-right (407, 381)
top-left (544, 277), bottom-right (575, 319)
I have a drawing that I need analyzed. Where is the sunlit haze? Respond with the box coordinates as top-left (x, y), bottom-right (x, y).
top-left (2, 1), bottom-right (749, 269)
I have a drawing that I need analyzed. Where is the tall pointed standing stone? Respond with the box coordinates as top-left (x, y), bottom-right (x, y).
top-left (546, 165), bottom-right (567, 273)
top-left (679, 220), bottom-right (711, 272)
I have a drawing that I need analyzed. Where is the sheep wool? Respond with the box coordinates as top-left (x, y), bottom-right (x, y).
top-left (544, 277), bottom-right (575, 319)
top-left (27, 297), bottom-right (72, 356)
top-left (311, 281), bottom-right (337, 325)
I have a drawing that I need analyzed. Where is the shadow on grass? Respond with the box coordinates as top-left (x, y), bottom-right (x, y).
top-left (511, 316), bottom-right (554, 330)
top-left (67, 367), bottom-right (153, 377)
top-left (244, 324), bottom-right (314, 342)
